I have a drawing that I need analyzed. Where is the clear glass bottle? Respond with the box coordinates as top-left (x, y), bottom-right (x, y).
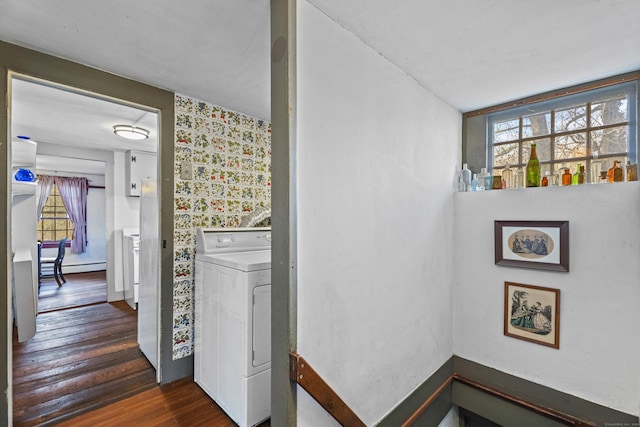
top-left (502, 165), bottom-right (513, 189)
top-left (477, 167), bottom-right (489, 191)
top-left (526, 143), bottom-right (540, 187)
top-left (550, 169), bottom-right (560, 186)
top-left (471, 173), bottom-right (478, 191)
top-left (516, 167), bottom-right (525, 189)
top-left (460, 163), bottom-right (472, 191)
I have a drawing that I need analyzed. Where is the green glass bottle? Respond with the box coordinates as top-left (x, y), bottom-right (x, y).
top-left (526, 143), bottom-right (540, 187)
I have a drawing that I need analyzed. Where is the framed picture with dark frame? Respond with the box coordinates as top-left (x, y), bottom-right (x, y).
top-left (504, 281), bottom-right (560, 349)
top-left (494, 220), bottom-right (569, 272)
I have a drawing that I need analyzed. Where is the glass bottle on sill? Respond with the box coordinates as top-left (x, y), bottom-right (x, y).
top-left (477, 167), bottom-right (490, 191)
top-left (562, 168), bottom-right (572, 186)
top-left (460, 163), bottom-right (472, 192)
top-left (608, 160), bottom-right (623, 182)
top-left (627, 161), bottom-right (638, 182)
top-left (550, 169), bottom-right (560, 186)
top-left (502, 165), bottom-right (513, 189)
top-left (516, 167), bottom-right (525, 189)
top-left (541, 171), bottom-right (549, 187)
top-left (526, 143), bottom-right (540, 187)
top-left (471, 174), bottom-right (478, 192)
top-left (573, 163), bottom-right (585, 185)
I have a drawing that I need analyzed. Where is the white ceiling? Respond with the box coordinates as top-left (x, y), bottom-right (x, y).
top-left (1, 0), bottom-right (639, 170)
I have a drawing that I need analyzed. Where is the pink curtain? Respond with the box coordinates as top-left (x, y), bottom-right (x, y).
top-left (36, 174), bottom-right (54, 219)
top-left (54, 176), bottom-right (88, 254)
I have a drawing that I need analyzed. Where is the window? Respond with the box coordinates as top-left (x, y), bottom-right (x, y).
top-left (37, 183), bottom-right (74, 243)
top-left (488, 81), bottom-right (637, 184)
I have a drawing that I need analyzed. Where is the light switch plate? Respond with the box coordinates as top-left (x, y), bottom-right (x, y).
top-left (180, 161), bottom-right (193, 180)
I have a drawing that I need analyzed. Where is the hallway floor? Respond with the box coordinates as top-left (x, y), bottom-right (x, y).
top-left (14, 271), bottom-right (271, 426)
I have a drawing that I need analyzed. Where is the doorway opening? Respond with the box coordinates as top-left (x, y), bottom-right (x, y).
top-left (9, 75), bottom-right (161, 423)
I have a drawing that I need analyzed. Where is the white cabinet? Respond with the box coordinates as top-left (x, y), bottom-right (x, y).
top-left (125, 150), bottom-right (156, 197)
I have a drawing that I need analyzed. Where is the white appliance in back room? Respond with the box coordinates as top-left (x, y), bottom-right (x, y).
top-left (138, 179), bottom-right (160, 371)
top-left (194, 227), bottom-right (272, 427)
top-left (122, 227), bottom-right (140, 310)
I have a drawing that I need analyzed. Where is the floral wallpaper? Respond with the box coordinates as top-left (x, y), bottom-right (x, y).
top-left (172, 94), bottom-right (271, 359)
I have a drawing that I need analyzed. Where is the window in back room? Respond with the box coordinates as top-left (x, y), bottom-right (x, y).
top-left (487, 80), bottom-right (638, 186)
top-left (37, 182), bottom-right (74, 244)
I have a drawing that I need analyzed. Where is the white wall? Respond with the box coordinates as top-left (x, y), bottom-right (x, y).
top-left (454, 182), bottom-right (640, 416)
top-left (296, 1), bottom-right (461, 424)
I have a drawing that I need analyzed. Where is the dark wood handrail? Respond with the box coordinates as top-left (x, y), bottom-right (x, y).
top-left (289, 352), bottom-right (366, 427)
top-left (452, 374), bottom-right (596, 427)
top-left (401, 376), bottom-right (452, 427)
top-left (289, 354), bottom-right (597, 427)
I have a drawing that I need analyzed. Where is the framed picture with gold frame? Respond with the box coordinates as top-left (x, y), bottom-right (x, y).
top-left (504, 281), bottom-right (560, 349)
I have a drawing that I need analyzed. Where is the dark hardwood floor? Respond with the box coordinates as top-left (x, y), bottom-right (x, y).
top-left (14, 271), bottom-right (271, 426)
top-left (55, 377), bottom-right (271, 427)
top-left (14, 283), bottom-right (156, 426)
top-left (37, 271), bottom-right (107, 313)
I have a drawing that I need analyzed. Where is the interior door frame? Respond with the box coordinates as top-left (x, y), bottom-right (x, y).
top-left (0, 40), bottom-right (181, 425)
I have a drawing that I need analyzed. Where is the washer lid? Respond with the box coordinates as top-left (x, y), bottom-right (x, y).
top-left (199, 249), bottom-right (271, 272)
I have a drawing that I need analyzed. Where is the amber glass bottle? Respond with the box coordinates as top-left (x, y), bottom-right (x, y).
top-left (562, 168), bottom-right (572, 186)
top-left (608, 160), bottom-right (623, 182)
top-left (526, 144), bottom-right (540, 187)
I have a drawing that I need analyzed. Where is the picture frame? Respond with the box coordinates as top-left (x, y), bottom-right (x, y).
top-left (504, 281), bottom-right (560, 349)
top-left (494, 220), bottom-right (569, 272)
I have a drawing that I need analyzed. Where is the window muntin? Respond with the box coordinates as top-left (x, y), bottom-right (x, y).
top-left (37, 183), bottom-right (74, 243)
top-left (488, 82), bottom-right (637, 183)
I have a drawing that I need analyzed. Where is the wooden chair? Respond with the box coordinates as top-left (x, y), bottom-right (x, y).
top-left (40, 238), bottom-right (67, 287)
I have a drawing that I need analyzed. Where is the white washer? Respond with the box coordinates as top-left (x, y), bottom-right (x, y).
top-left (194, 227), bottom-right (271, 427)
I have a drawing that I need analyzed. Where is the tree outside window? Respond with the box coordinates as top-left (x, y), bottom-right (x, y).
top-left (37, 183), bottom-right (74, 243)
top-left (490, 82), bottom-right (635, 184)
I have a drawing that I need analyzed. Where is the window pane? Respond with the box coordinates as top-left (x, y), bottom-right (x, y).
top-left (592, 127), bottom-right (628, 155)
top-left (554, 133), bottom-right (587, 160)
top-left (555, 106), bottom-right (587, 132)
top-left (524, 138), bottom-right (551, 162)
top-left (493, 142), bottom-right (519, 167)
top-left (522, 113), bottom-right (551, 138)
top-left (592, 97), bottom-right (628, 126)
top-left (42, 230), bottom-right (54, 241)
top-left (493, 119), bottom-right (519, 143)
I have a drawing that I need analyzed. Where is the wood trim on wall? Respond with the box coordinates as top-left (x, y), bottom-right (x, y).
top-left (289, 353), bottom-right (366, 427)
top-left (463, 70), bottom-right (640, 118)
top-left (290, 354), bottom-right (638, 427)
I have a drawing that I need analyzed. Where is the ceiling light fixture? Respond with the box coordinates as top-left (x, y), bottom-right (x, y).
top-left (113, 124), bottom-right (150, 140)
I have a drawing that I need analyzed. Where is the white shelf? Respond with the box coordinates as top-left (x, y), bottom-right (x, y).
top-left (12, 181), bottom-right (36, 197)
top-left (12, 139), bottom-right (37, 168)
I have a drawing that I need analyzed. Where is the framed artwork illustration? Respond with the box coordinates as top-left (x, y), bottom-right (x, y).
top-left (504, 281), bottom-right (560, 349)
top-left (494, 220), bottom-right (569, 272)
